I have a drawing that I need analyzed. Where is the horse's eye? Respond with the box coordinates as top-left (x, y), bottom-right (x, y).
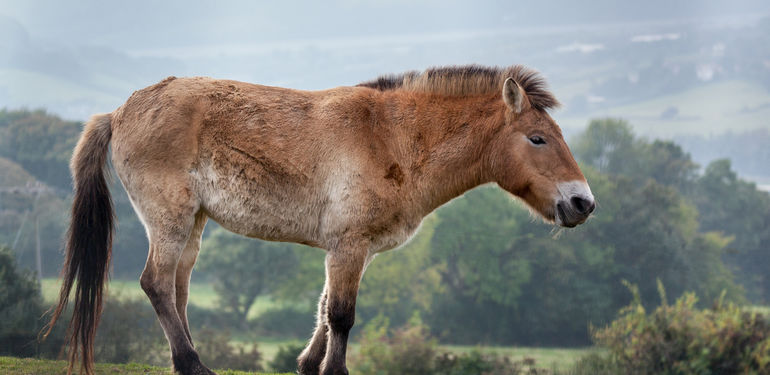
top-left (529, 135), bottom-right (546, 145)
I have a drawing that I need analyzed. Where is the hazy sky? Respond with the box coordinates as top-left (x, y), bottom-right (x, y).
top-left (4, 1), bottom-right (767, 52)
top-left (2, 1), bottom-right (769, 122)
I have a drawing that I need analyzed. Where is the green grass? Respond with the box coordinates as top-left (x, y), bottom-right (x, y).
top-left (41, 278), bottom-right (218, 308)
top-left (0, 356), bottom-right (291, 375)
top-left (41, 278), bottom-right (281, 315)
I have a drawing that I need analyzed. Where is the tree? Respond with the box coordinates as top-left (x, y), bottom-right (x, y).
top-left (638, 140), bottom-right (698, 192)
top-left (0, 109), bottom-right (150, 279)
top-left (197, 227), bottom-right (304, 327)
top-left (0, 245), bottom-right (45, 356)
top-left (572, 118), bottom-right (640, 175)
top-left (690, 159), bottom-right (770, 302)
top-left (358, 215), bottom-right (443, 328)
top-left (0, 109), bottom-right (80, 190)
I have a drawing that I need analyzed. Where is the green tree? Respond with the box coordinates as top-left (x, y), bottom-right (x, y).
top-left (198, 227), bottom-right (304, 327)
top-left (358, 214), bottom-right (443, 327)
top-left (572, 118), bottom-right (640, 176)
top-left (638, 140), bottom-right (698, 192)
top-left (690, 159), bottom-right (770, 302)
top-left (0, 109), bottom-right (80, 189)
top-left (0, 109), bottom-right (150, 279)
top-left (0, 245), bottom-right (44, 357)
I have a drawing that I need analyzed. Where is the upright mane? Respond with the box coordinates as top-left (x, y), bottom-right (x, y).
top-left (357, 65), bottom-right (560, 111)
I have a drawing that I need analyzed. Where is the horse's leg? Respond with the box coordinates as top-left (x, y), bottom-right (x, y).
top-left (320, 242), bottom-right (368, 375)
top-left (131, 179), bottom-right (213, 375)
top-left (175, 212), bottom-right (208, 345)
top-left (297, 283), bottom-right (328, 375)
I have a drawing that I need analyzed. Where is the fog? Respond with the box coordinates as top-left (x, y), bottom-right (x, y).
top-left (2, 1), bottom-right (770, 180)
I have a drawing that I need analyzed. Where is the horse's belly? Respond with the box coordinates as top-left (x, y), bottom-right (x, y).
top-left (193, 163), bottom-right (321, 246)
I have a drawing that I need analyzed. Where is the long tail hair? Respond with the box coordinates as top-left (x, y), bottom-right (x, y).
top-left (43, 113), bottom-right (114, 375)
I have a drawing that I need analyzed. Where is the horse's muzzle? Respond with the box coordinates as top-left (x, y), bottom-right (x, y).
top-left (556, 196), bottom-right (595, 228)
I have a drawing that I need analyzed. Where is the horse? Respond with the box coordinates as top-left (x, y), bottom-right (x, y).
top-left (45, 64), bottom-right (595, 375)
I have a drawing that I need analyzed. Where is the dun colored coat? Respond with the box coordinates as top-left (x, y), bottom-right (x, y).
top-left (46, 65), bottom-right (594, 375)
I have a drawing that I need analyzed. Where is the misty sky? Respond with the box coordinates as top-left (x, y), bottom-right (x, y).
top-left (2, 0), bottom-right (769, 124)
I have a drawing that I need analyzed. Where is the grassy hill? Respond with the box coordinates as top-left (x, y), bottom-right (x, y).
top-left (0, 356), bottom-right (291, 375)
top-left (558, 79), bottom-right (770, 137)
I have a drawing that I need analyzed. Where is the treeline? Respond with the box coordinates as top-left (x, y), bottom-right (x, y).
top-left (675, 128), bottom-right (770, 182)
top-left (1, 109), bottom-right (769, 346)
top-left (0, 109), bottom-right (149, 278)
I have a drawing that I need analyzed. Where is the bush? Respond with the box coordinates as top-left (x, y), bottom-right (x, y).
top-left (195, 328), bottom-right (263, 372)
top-left (186, 303), bottom-right (242, 332)
top-left (351, 314), bottom-right (437, 375)
top-left (268, 343), bottom-right (305, 373)
top-left (0, 245), bottom-right (48, 357)
top-left (562, 352), bottom-right (623, 375)
top-left (590, 281), bottom-right (770, 374)
top-left (94, 295), bottom-right (167, 365)
top-left (252, 306), bottom-right (315, 338)
top-left (435, 350), bottom-right (545, 375)
top-left (351, 314), bottom-right (550, 375)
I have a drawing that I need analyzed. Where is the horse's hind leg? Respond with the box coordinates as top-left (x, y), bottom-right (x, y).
top-left (175, 212), bottom-right (208, 345)
top-left (130, 179), bottom-right (214, 375)
top-left (298, 283), bottom-right (328, 375)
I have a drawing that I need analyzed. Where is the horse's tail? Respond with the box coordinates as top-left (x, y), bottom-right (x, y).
top-left (43, 113), bottom-right (114, 375)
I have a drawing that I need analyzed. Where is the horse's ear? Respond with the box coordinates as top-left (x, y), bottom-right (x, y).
top-left (502, 77), bottom-right (529, 114)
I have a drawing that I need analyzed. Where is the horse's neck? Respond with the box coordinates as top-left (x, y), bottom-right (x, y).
top-left (383, 93), bottom-right (503, 215)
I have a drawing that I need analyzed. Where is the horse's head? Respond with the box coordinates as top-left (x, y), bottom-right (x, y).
top-left (489, 77), bottom-right (594, 227)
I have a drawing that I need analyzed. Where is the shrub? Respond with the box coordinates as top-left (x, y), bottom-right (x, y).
top-left (252, 306), bottom-right (315, 338)
top-left (435, 350), bottom-right (545, 375)
top-left (351, 314), bottom-right (437, 375)
top-left (0, 245), bottom-right (47, 357)
top-left (93, 295), bottom-right (167, 365)
top-left (351, 314), bottom-right (551, 375)
top-left (186, 303), bottom-right (242, 332)
top-left (562, 352), bottom-right (623, 375)
top-left (591, 281), bottom-right (770, 374)
top-left (195, 328), bottom-right (263, 372)
top-left (268, 343), bottom-right (305, 373)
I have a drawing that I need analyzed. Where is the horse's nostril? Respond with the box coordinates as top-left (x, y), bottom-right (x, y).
top-left (586, 200), bottom-right (596, 214)
top-left (571, 196), bottom-right (595, 215)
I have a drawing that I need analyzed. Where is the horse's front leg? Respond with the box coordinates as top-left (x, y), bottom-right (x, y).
top-left (319, 240), bottom-right (368, 375)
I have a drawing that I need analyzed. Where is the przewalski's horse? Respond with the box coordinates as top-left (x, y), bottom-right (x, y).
top-left (46, 65), bottom-right (594, 375)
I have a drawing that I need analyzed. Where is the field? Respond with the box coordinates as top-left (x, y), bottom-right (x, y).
top-left (0, 356), bottom-right (290, 375)
top-left (227, 339), bottom-right (593, 372)
top-left (41, 278), bottom-right (593, 370)
top-left (558, 79), bottom-right (770, 137)
top-left (41, 278), bottom-right (281, 318)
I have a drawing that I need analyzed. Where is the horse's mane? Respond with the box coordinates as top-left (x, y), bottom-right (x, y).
top-left (357, 65), bottom-right (560, 111)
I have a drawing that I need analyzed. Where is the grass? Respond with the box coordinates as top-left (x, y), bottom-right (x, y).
top-left (0, 356), bottom-right (292, 375)
top-left (232, 338), bottom-right (593, 371)
top-left (41, 278), bottom-right (281, 317)
top-left (40, 277), bottom-right (602, 369)
top-left (40, 278), bottom-right (612, 370)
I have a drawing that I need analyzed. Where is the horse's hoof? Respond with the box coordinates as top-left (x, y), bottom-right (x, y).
top-left (320, 366), bottom-right (348, 375)
top-left (174, 359), bottom-right (217, 375)
top-left (297, 358), bottom-right (319, 375)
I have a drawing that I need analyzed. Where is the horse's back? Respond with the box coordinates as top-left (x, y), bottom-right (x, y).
top-left (109, 76), bottom-right (377, 247)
